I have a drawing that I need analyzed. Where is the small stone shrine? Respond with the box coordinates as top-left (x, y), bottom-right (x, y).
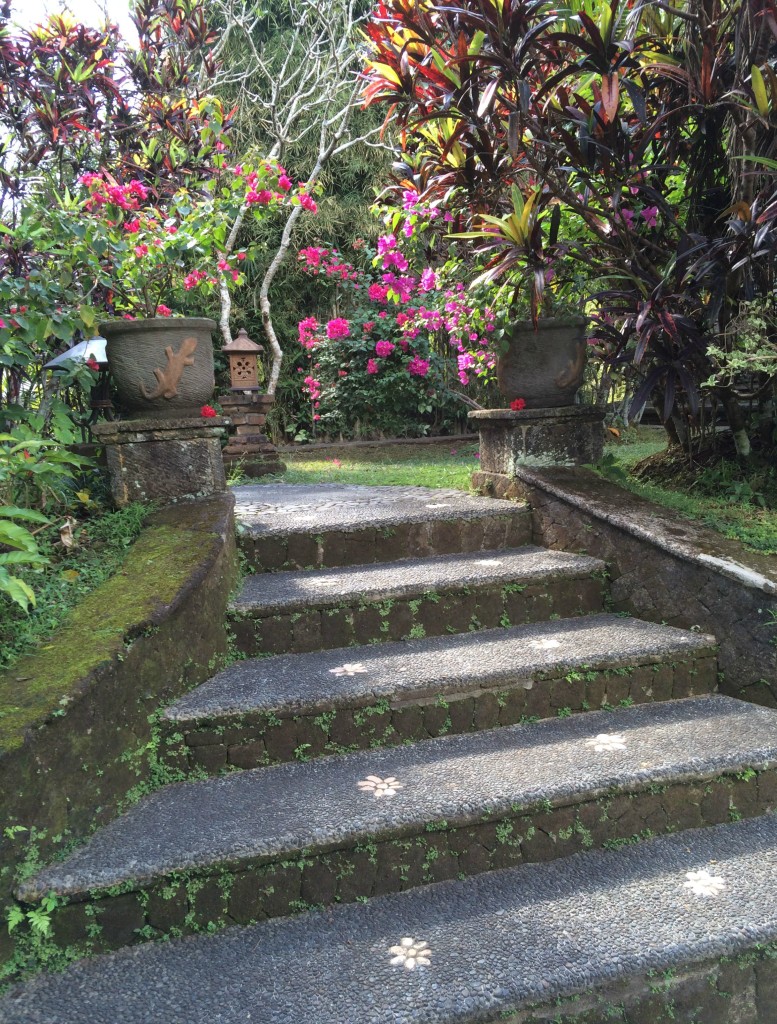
top-left (219, 329), bottom-right (285, 478)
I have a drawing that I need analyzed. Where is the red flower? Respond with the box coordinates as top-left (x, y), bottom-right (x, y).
top-left (510, 397), bottom-right (527, 411)
top-left (86, 357), bottom-right (100, 370)
top-left (200, 405), bottom-right (217, 418)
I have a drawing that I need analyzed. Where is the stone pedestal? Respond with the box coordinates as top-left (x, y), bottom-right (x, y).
top-left (468, 405), bottom-right (605, 476)
top-left (93, 417), bottom-right (227, 507)
top-left (219, 393), bottom-right (285, 478)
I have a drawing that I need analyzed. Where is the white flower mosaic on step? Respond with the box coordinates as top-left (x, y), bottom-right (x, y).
top-left (475, 559), bottom-right (503, 567)
top-left (329, 662), bottom-right (368, 676)
top-left (425, 503), bottom-right (453, 509)
top-left (358, 775), bottom-right (403, 798)
top-left (529, 637), bottom-right (562, 650)
top-left (586, 732), bottom-right (627, 753)
top-left (389, 937), bottom-right (432, 970)
top-left (684, 869), bottom-right (725, 897)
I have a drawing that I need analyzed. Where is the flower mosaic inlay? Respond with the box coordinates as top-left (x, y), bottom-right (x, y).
top-left (329, 663), bottom-right (368, 676)
top-left (586, 732), bottom-right (627, 752)
top-left (389, 937), bottom-right (432, 970)
top-left (358, 775), bottom-right (403, 798)
top-left (684, 869), bottom-right (725, 896)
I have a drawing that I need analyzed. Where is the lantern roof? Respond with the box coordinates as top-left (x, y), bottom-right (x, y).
top-left (223, 327), bottom-right (264, 354)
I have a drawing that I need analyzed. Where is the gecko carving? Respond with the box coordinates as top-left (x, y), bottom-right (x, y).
top-left (139, 337), bottom-right (198, 400)
top-left (555, 342), bottom-right (586, 390)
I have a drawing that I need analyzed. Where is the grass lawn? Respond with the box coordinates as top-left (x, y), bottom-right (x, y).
top-left (603, 428), bottom-right (777, 555)
top-left (240, 440), bottom-right (483, 491)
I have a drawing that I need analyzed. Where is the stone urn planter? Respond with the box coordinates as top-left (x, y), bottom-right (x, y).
top-left (497, 317), bottom-right (587, 407)
top-left (100, 317), bottom-right (217, 419)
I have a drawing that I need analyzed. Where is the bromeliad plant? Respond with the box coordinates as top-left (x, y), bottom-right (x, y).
top-left (363, 0), bottom-right (777, 454)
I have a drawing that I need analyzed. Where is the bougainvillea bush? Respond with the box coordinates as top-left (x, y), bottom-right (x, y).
top-left (293, 217), bottom-right (502, 438)
top-left (65, 155), bottom-right (316, 319)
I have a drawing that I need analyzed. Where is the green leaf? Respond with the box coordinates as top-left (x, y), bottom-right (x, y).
top-left (751, 65), bottom-right (769, 116)
top-left (0, 521), bottom-right (39, 553)
top-left (6, 906), bottom-right (25, 934)
top-left (0, 506), bottom-right (50, 524)
top-left (0, 567), bottom-right (36, 611)
top-left (26, 906), bottom-right (53, 937)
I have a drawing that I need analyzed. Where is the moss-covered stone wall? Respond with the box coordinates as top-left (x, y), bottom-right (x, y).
top-left (0, 494), bottom-right (237, 915)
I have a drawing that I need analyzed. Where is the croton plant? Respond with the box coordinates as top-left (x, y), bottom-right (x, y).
top-left (363, 0), bottom-right (777, 448)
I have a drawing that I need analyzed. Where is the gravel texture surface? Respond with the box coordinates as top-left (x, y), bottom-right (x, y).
top-left (20, 695), bottom-right (777, 900)
top-left (232, 546), bottom-right (605, 613)
top-left (6, 814), bottom-right (777, 1023)
top-left (233, 483), bottom-right (525, 537)
top-left (166, 614), bottom-right (716, 721)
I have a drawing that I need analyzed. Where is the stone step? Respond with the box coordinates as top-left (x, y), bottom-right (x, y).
top-left (164, 614), bottom-right (718, 775)
top-left (229, 546), bottom-right (607, 656)
top-left (17, 696), bottom-right (777, 956)
top-left (233, 482), bottom-right (532, 571)
top-left (6, 813), bottom-right (777, 1023)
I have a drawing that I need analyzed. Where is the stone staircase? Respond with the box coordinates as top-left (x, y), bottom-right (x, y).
top-left (3, 482), bottom-right (777, 1024)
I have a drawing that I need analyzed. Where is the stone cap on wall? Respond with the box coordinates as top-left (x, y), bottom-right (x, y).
top-left (513, 465), bottom-right (777, 596)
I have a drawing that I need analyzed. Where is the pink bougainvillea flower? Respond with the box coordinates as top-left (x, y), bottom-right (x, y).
top-left (215, 141), bottom-right (227, 152)
top-left (156, 304), bottom-right (172, 317)
top-left (236, 252), bottom-right (246, 261)
top-left (368, 283), bottom-right (389, 303)
top-left (134, 244), bottom-right (149, 258)
top-left (86, 357), bottom-right (100, 370)
top-left (200, 405), bottom-right (217, 418)
top-left (641, 206), bottom-right (659, 228)
top-left (420, 268), bottom-right (438, 292)
top-left (183, 269), bottom-right (206, 291)
top-left (298, 194), bottom-right (317, 213)
top-left (510, 397), bottom-right (527, 411)
top-left (338, 370), bottom-right (348, 377)
top-left (165, 224), bottom-right (178, 235)
top-left (326, 317), bottom-right (350, 339)
top-left (246, 189), bottom-right (272, 205)
top-left (366, 358), bottom-right (379, 375)
top-left (218, 258), bottom-right (231, 271)
top-left (124, 219), bottom-right (140, 233)
top-left (443, 211), bottom-right (454, 223)
top-left (122, 313), bottom-right (137, 320)
top-left (382, 250), bottom-right (409, 272)
top-left (0, 318), bottom-right (5, 329)
top-left (377, 233), bottom-right (397, 255)
top-left (407, 356), bottom-right (430, 377)
top-left (313, 414), bottom-right (321, 421)
top-left (620, 209), bottom-right (635, 229)
top-left (278, 174), bottom-right (292, 191)
top-left (299, 246), bottom-right (325, 267)
top-left (362, 320), bottom-right (375, 332)
top-left (375, 340), bottom-right (395, 357)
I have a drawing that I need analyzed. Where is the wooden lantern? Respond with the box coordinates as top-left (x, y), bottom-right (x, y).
top-left (223, 328), bottom-right (264, 390)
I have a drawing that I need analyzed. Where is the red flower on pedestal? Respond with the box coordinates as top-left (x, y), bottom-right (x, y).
top-left (510, 397), bottom-right (527, 411)
top-left (200, 405), bottom-right (217, 418)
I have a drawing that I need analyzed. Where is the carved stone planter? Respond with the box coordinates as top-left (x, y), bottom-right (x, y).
top-left (497, 317), bottom-right (588, 407)
top-left (100, 317), bottom-right (216, 419)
